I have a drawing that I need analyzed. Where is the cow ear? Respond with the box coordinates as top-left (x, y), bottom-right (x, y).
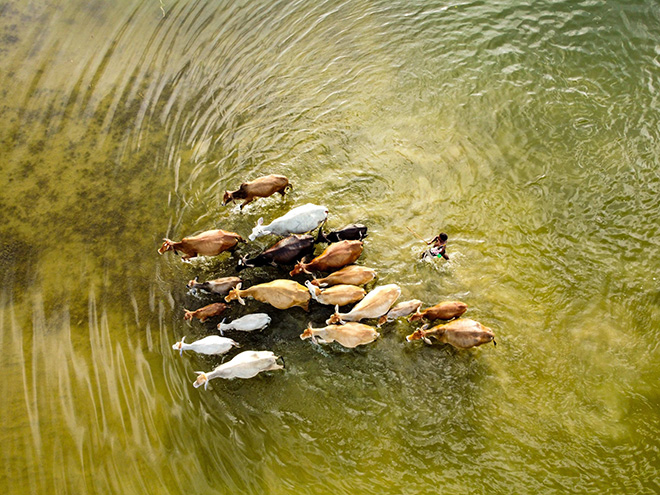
top-left (257, 217), bottom-right (264, 226)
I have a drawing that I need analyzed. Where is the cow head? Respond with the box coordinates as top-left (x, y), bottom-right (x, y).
top-left (222, 191), bottom-right (234, 206)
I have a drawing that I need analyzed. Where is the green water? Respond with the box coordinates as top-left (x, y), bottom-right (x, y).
top-left (1, 0), bottom-right (659, 493)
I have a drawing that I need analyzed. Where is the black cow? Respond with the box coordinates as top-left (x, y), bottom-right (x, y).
top-left (237, 234), bottom-right (315, 270)
top-left (316, 223), bottom-right (368, 243)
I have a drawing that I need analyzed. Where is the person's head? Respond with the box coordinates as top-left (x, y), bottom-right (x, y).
top-left (439, 233), bottom-right (448, 242)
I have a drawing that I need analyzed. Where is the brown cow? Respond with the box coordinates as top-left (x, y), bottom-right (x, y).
top-left (158, 229), bottom-right (245, 261)
top-left (406, 318), bottom-right (495, 349)
top-left (186, 276), bottom-right (242, 295)
top-left (408, 301), bottom-right (467, 322)
top-left (183, 303), bottom-right (228, 322)
top-left (222, 174), bottom-right (292, 209)
top-left (289, 240), bottom-right (363, 276)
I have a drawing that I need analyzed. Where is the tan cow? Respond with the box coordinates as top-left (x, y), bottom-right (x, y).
top-left (308, 265), bottom-right (376, 287)
top-left (378, 299), bottom-right (423, 326)
top-left (304, 280), bottom-right (366, 307)
top-left (225, 280), bottom-right (310, 311)
top-left (300, 322), bottom-right (379, 349)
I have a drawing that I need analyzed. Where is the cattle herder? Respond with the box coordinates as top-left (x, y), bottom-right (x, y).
top-left (422, 232), bottom-right (449, 260)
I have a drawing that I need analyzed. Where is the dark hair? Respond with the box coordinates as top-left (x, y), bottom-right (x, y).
top-left (439, 233), bottom-right (448, 241)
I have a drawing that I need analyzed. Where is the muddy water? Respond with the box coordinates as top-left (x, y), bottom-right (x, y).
top-left (1, 0), bottom-right (659, 493)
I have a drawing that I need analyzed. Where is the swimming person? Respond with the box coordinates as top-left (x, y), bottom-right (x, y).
top-left (422, 232), bottom-right (449, 260)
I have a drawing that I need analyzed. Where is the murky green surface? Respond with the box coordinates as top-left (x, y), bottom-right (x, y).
top-left (1, 0), bottom-right (659, 493)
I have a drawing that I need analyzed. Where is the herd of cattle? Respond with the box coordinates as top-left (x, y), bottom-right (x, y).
top-left (160, 174), bottom-right (496, 390)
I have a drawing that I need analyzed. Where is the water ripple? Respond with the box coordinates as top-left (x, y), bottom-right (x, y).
top-left (2, 0), bottom-right (660, 493)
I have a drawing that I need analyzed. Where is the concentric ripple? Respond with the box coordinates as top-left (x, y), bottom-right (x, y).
top-left (1, 0), bottom-right (659, 493)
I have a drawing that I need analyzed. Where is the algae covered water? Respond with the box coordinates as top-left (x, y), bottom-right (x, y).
top-left (1, 0), bottom-right (659, 493)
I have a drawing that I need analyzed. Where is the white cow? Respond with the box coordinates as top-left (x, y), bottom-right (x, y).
top-left (217, 313), bottom-right (271, 335)
top-left (172, 335), bottom-right (239, 356)
top-left (193, 350), bottom-right (283, 389)
top-left (248, 203), bottom-right (328, 241)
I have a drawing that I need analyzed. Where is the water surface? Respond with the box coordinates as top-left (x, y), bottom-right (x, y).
top-left (1, 0), bottom-right (659, 493)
